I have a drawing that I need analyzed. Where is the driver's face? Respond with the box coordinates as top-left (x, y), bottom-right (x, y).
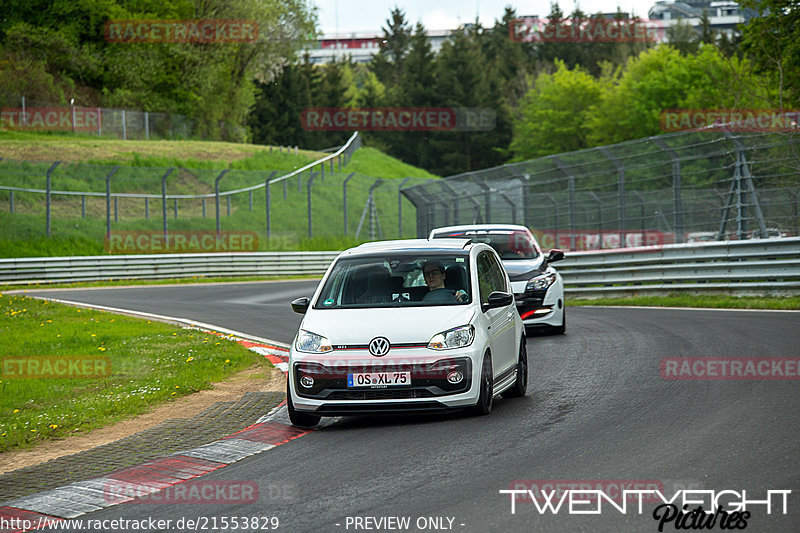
top-left (423, 267), bottom-right (445, 290)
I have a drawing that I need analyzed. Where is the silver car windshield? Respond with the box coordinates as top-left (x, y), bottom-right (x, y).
top-left (432, 230), bottom-right (539, 259)
top-left (314, 254), bottom-right (472, 309)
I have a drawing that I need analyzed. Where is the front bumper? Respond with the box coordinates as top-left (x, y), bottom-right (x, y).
top-left (289, 350), bottom-right (480, 414)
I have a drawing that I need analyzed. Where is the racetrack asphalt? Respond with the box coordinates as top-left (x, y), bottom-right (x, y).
top-left (16, 282), bottom-right (800, 532)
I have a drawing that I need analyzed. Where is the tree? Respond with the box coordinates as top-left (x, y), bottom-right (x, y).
top-left (740, 0), bottom-right (800, 107)
top-left (509, 60), bottom-right (603, 159)
top-left (370, 7), bottom-right (412, 89)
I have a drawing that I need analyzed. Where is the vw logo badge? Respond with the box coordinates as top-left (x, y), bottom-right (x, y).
top-left (368, 337), bottom-right (390, 357)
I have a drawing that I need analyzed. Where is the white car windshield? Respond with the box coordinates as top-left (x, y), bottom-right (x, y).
top-left (432, 230), bottom-right (539, 259)
top-left (314, 254), bottom-right (472, 308)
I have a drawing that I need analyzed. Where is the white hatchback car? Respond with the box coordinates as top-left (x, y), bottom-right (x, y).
top-left (429, 225), bottom-right (566, 334)
top-left (286, 239), bottom-right (526, 427)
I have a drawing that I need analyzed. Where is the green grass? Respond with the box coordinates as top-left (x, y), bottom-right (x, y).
top-left (0, 293), bottom-right (270, 452)
top-left (568, 293), bottom-right (800, 310)
top-left (0, 134), bottom-right (437, 258)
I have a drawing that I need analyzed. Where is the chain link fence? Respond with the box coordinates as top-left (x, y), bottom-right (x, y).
top-left (0, 93), bottom-right (194, 140)
top-left (0, 133), bottom-right (431, 249)
top-left (402, 127), bottom-right (800, 250)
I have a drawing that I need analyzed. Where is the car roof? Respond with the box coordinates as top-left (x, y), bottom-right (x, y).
top-left (341, 238), bottom-right (473, 257)
top-left (430, 224), bottom-right (532, 235)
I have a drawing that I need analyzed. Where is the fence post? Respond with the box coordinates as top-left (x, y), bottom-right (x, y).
top-left (589, 192), bottom-right (602, 249)
top-left (654, 138), bottom-right (683, 243)
top-left (144, 112), bottom-right (149, 140)
top-left (501, 192), bottom-right (519, 227)
top-left (114, 196), bottom-right (118, 222)
top-left (45, 161), bottom-right (60, 237)
top-left (9, 190), bottom-right (14, 214)
top-left (307, 172), bottom-right (316, 238)
top-left (173, 198), bottom-right (178, 219)
top-left (398, 177), bottom-right (410, 238)
top-left (599, 147), bottom-right (625, 246)
top-left (161, 167), bottom-right (174, 240)
top-left (145, 197), bottom-right (149, 219)
top-left (439, 181), bottom-right (460, 226)
top-left (202, 198), bottom-right (206, 218)
top-left (214, 169), bottom-right (229, 236)
top-left (632, 191), bottom-right (646, 242)
top-left (343, 172), bottom-right (355, 235)
top-left (122, 109), bottom-right (127, 140)
top-left (265, 171), bottom-right (276, 238)
top-left (97, 107), bottom-right (102, 136)
top-left (21, 97), bottom-right (26, 127)
top-left (107, 166), bottom-right (119, 235)
top-left (81, 195), bottom-right (86, 218)
top-left (550, 156), bottom-right (576, 249)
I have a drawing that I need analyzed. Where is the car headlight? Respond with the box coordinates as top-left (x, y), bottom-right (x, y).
top-left (526, 272), bottom-right (556, 291)
top-left (428, 325), bottom-right (475, 350)
top-left (295, 330), bottom-right (333, 353)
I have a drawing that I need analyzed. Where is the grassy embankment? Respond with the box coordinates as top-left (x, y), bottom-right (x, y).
top-left (0, 132), bottom-right (438, 258)
top-left (0, 293), bottom-right (269, 452)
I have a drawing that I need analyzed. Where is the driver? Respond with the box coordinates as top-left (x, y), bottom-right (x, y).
top-left (422, 260), bottom-right (467, 303)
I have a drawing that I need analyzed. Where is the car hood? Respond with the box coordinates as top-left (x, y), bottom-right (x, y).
top-left (501, 257), bottom-right (545, 280)
top-left (300, 306), bottom-right (476, 345)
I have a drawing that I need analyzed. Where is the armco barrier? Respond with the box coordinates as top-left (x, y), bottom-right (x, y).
top-left (0, 239), bottom-right (798, 296)
top-left (557, 237), bottom-right (800, 297)
top-left (0, 252), bottom-right (340, 285)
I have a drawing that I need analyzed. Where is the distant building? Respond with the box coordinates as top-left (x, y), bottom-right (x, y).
top-left (304, 2), bottom-right (749, 64)
top-left (304, 30), bottom-right (455, 65)
top-left (647, 1), bottom-right (749, 38)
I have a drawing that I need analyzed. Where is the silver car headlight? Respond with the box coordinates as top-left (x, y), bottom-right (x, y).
top-left (428, 325), bottom-right (475, 350)
top-left (295, 330), bottom-right (333, 353)
top-left (526, 272), bottom-right (556, 291)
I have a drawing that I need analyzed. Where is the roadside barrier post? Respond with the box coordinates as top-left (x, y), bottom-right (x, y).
top-left (45, 161), bottom-right (60, 237)
top-left (343, 172), bottom-right (355, 235)
top-left (105, 166), bottom-right (118, 237)
top-left (398, 177), bottom-right (410, 238)
top-left (214, 169), bottom-right (229, 237)
top-left (161, 167), bottom-right (174, 240)
top-left (307, 172), bottom-right (316, 238)
top-left (265, 171), bottom-right (276, 239)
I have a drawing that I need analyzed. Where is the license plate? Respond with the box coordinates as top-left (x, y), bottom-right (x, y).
top-left (347, 371), bottom-right (411, 388)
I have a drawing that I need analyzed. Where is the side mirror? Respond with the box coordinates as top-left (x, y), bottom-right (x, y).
top-left (546, 249), bottom-right (565, 264)
top-left (482, 291), bottom-right (513, 313)
top-left (291, 297), bottom-right (310, 314)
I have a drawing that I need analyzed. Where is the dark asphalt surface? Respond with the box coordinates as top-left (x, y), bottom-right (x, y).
top-left (26, 283), bottom-right (800, 533)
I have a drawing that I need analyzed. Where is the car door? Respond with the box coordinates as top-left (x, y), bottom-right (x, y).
top-left (477, 251), bottom-right (517, 378)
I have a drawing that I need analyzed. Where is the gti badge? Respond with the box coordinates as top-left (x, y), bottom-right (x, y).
top-left (368, 337), bottom-right (390, 357)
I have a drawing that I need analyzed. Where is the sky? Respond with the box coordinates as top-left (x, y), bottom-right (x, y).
top-left (312, 0), bottom-right (661, 35)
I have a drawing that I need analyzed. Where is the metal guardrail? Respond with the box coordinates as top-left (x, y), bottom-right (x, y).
top-left (0, 252), bottom-right (340, 285)
top-left (1, 239), bottom-right (798, 297)
top-left (558, 237), bottom-right (800, 297)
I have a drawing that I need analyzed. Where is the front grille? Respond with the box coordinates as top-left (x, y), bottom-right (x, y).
top-left (328, 389), bottom-right (435, 400)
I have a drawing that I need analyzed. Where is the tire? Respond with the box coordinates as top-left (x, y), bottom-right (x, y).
top-left (552, 304), bottom-right (566, 335)
top-left (287, 381), bottom-right (320, 428)
top-left (470, 353), bottom-right (493, 416)
top-left (502, 338), bottom-right (528, 398)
